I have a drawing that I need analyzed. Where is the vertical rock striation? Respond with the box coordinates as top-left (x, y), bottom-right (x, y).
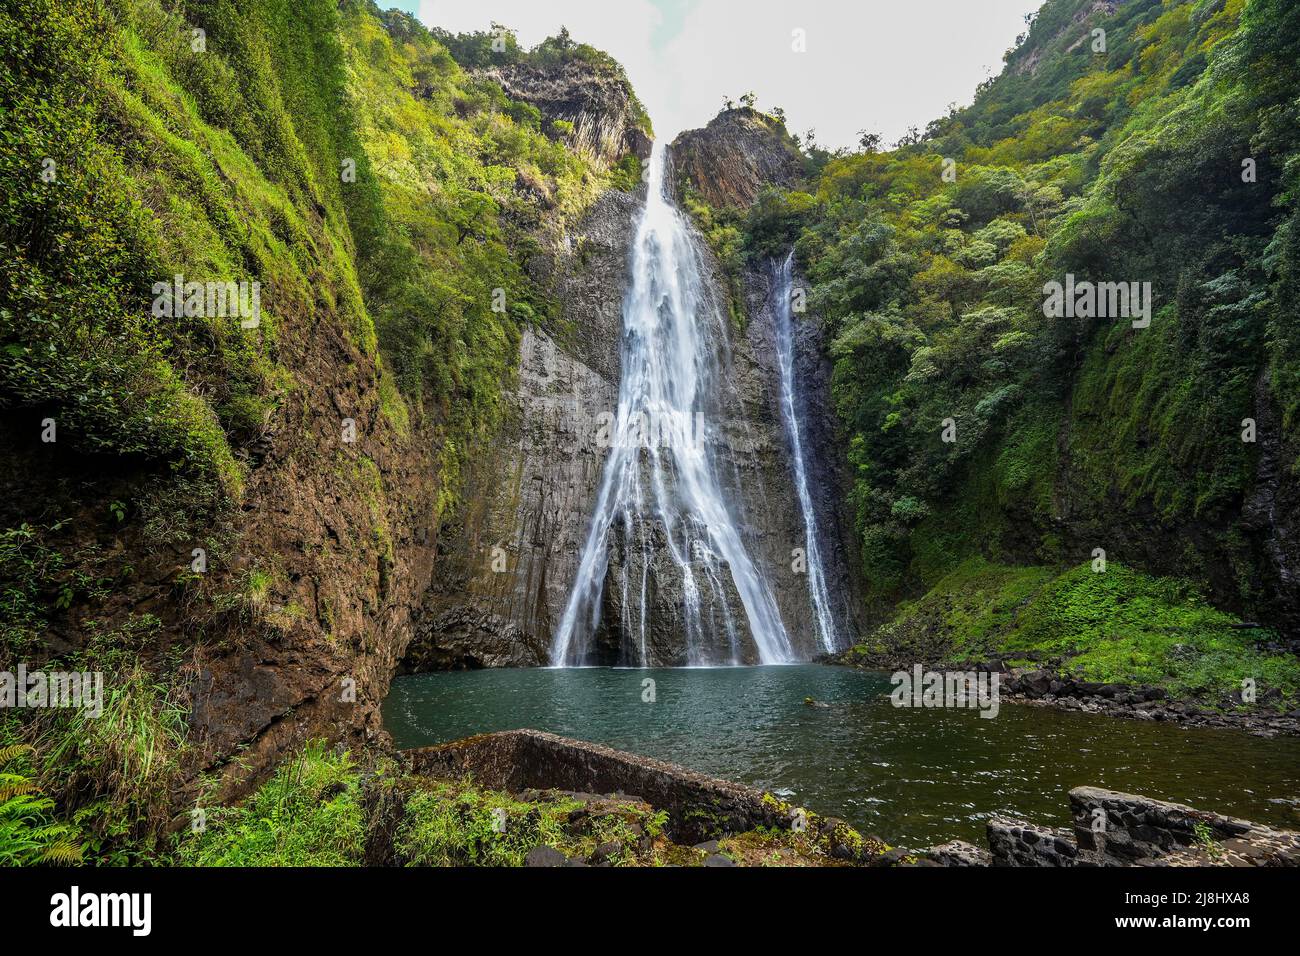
top-left (669, 108), bottom-right (803, 209)
top-left (475, 61), bottom-right (653, 167)
top-left (408, 109), bottom-right (863, 668)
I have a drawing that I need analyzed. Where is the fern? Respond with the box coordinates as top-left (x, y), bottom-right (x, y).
top-left (40, 838), bottom-right (86, 866)
top-left (0, 772), bottom-right (38, 802)
top-left (0, 743), bottom-right (32, 764)
top-left (0, 743), bottom-right (85, 866)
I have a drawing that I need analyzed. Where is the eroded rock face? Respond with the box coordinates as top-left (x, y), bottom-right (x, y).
top-left (670, 108), bottom-right (803, 208)
top-left (413, 190), bottom-right (636, 666)
top-left (409, 187), bottom-right (862, 666)
top-left (408, 118), bottom-right (861, 667)
top-left (599, 239), bottom-right (864, 663)
top-left (476, 61), bottom-right (652, 167)
top-left (731, 257), bottom-right (866, 654)
top-left (1011, 1), bottom-right (1120, 77)
top-left (1242, 368), bottom-right (1300, 634)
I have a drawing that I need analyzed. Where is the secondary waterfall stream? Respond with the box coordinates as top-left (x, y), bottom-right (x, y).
top-left (773, 252), bottom-right (839, 654)
top-left (551, 142), bottom-right (793, 667)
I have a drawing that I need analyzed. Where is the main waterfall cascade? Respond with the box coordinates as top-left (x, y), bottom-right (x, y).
top-left (551, 142), bottom-right (843, 668)
top-left (772, 253), bottom-right (840, 654)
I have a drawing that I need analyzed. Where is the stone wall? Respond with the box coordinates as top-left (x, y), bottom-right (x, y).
top-left (402, 731), bottom-right (1300, 867)
top-left (984, 787), bottom-right (1300, 866)
top-left (408, 729), bottom-right (788, 843)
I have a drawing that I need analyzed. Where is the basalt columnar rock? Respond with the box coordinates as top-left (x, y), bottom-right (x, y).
top-left (836, 653), bottom-right (1300, 737)
top-left (411, 189), bottom-right (635, 668)
top-left (985, 788), bottom-right (1300, 866)
top-left (670, 108), bottom-right (803, 208)
top-left (407, 119), bottom-right (861, 667)
top-left (1069, 787), bottom-right (1300, 866)
top-left (986, 819), bottom-right (1080, 866)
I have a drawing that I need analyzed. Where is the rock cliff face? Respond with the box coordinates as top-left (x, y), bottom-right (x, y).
top-left (412, 189), bottom-right (635, 668)
top-left (0, 5), bottom-right (668, 809)
top-left (593, 232), bottom-right (864, 664)
top-left (733, 258), bottom-right (866, 652)
top-left (182, 39), bottom-right (661, 790)
top-left (406, 121), bottom-right (863, 667)
top-left (560, 217), bottom-right (864, 666)
top-left (1242, 368), bottom-right (1300, 634)
top-left (669, 108), bottom-right (803, 208)
top-left (476, 61), bottom-right (652, 167)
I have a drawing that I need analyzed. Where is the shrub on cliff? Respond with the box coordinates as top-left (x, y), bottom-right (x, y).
top-left (781, 0), bottom-right (1300, 650)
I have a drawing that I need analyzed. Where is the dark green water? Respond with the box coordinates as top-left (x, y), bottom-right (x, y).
top-left (382, 665), bottom-right (1300, 846)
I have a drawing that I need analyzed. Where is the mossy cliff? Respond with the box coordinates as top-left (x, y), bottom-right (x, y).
top-left (0, 0), bottom-right (646, 852)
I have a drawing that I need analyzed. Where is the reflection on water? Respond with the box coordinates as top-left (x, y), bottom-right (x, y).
top-left (382, 665), bottom-right (1300, 846)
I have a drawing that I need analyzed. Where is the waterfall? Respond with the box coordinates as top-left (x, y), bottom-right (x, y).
top-left (773, 251), bottom-right (840, 654)
top-left (551, 142), bottom-right (794, 668)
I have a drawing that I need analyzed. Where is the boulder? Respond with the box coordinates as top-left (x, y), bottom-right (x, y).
top-left (525, 846), bottom-right (568, 868)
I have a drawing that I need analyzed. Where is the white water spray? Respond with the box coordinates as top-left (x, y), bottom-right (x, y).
top-left (551, 143), bottom-right (794, 667)
top-left (774, 251), bottom-right (840, 654)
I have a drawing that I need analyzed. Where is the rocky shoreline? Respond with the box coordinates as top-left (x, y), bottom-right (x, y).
top-left (832, 654), bottom-right (1300, 738)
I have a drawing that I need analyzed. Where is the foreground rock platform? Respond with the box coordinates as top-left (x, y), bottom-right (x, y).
top-left (984, 788), bottom-right (1300, 867)
top-left (404, 730), bottom-right (1300, 866)
top-left (405, 733), bottom-right (1300, 868)
top-left (408, 729), bottom-right (789, 844)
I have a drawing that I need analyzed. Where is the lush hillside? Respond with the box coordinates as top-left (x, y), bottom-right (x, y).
top-left (720, 0), bottom-right (1300, 706)
top-left (0, 0), bottom-right (620, 859)
top-left (3, 0), bottom-right (1298, 870)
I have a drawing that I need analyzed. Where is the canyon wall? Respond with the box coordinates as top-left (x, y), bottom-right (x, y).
top-left (408, 110), bottom-right (862, 667)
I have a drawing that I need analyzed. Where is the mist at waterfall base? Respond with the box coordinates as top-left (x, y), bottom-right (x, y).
top-left (551, 143), bottom-right (841, 668)
top-left (383, 666), bottom-right (1300, 846)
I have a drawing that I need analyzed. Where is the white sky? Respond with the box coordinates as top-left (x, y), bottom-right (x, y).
top-left (415, 0), bottom-right (1043, 149)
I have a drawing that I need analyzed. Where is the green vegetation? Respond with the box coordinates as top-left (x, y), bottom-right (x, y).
top-left (175, 742), bottom-right (844, 869)
top-left (1, 523), bottom-right (77, 655)
top-left (175, 742), bottom-right (365, 866)
top-left (0, 637), bottom-right (189, 863)
top-left (808, 0), bottom-right (1293, 602)
top-left (846, 557), bottom-right (1300, 706)
top-left (703, 0), bottom-right (1300, 689)
top-left (429, 23), bottom-right (654, 138)
top-left (2, 0), bottom-right (1296, 868)
top-left (0, 0), bottom-right (622, 864)
top-left (0, 0), bottom-right (246, 495)
top-left (0, 743), bottom-right (85, 866)
top-left (341, 4), bottom-right (611, 471)
top-left (1, 0), bottom-right (613, 500)
top-left (396, 784), bottom-right (574, 867)
top-left (164, 740), bottom-right (865, 869)
top-left (395, 780), bottom-right (668, 867)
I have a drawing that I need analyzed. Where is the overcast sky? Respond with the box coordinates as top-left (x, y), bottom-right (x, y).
top-left (409, 0), bottom-right (1043, 149)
